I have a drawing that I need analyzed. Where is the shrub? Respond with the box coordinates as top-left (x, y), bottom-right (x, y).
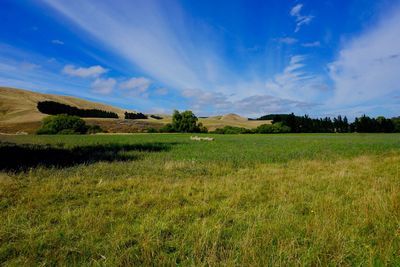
top-left (86, 125), bottom-right (104, 134)
top-left (36, 114), bottom-right (88, 135)
top-left (213, 126), bottom-right (253, 134)
top-left (159, 123), bottom-right (175, 133)
top-left (255, 122), bottom-right (291, 133)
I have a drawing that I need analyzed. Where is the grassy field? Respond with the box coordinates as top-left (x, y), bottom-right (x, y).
top-left (0, 133), bottom-right (399, 266)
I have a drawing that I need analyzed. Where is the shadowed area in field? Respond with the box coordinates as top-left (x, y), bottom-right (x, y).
top-left (0, 142), bottom-right (177, 171)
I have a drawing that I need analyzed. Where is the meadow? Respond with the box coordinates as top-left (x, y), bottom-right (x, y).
top-left (0, 133), bottom-right (399, 266)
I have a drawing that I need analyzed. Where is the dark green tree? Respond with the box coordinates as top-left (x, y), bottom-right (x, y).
top-left (343, 116), bottom-right (349, 132)
top-left (171, 110), bottom-right (207, 133)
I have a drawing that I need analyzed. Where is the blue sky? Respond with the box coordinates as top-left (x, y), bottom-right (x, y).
top-left (1, 0), bottom-right (400, 118)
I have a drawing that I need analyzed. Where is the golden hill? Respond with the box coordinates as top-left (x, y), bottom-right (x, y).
top-left (0, 87), bottom-right (128, 123)
top-left (199, 114), bottom-right (268, 131)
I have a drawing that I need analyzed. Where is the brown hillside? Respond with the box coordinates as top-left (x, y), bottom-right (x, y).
top-left (221, 113), bottom-right (248, 122)
top-left (0, 87), bottom-right (128, 123)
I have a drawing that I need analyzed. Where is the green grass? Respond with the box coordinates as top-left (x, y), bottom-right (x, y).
top-left (0, 133), bottom-right (400, 266)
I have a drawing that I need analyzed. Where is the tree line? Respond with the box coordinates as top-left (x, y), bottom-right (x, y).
top-left (124, 112), bottom-right (148, 119)
top-left (37, 101), bottom-right (118, 118)
top-left (258, 113), bottom-right (400, 133)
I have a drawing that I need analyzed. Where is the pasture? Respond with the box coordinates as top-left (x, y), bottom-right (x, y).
top-left (0, 133), bottom-right (399, 265)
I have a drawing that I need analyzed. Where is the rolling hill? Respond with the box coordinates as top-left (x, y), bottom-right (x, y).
top-left (0, 87), bottom-right (269, 133)
top-left (0, 87), bottom-right (128, 123)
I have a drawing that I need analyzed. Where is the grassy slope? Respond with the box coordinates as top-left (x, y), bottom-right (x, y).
top-left (0, 87), bottom-right (270, 133)
top-left (0, 133), bottom-right (399, 265)
top-left (0, 87), bottom-right (128, 123)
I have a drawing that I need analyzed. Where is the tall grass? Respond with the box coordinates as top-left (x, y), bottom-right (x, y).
top-left (0, 133), bottom-right (399, 265)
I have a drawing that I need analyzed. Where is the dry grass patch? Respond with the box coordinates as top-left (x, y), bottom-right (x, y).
top-left (1, 154), bottom-right (399, 265)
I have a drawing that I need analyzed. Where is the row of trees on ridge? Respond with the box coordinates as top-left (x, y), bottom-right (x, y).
top-left (124, 112), bottom-right (148, 119)
top-left (37, 101), bottom-right (118, 118)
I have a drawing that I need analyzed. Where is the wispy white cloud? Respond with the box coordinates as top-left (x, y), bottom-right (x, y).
top-left (62, 64), bottom-right (107, 78)
top-left (290, 4), bottom-right (303, 17)
top-left (119, 77), bottom-right (151, 93)
top-left (91, 78), bottom-right (116, 94)
top-left (265, 55), bottom-right (326, 102)
top-left (51, 39), bottom-right (64, 45)
top-left (327, 7), bottom-right (400, 109)
top-left (290, 3), bottom-right (314, 32)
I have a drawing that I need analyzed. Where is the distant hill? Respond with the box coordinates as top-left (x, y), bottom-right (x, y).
top-left (0, 87), bottom-right (128, 123)
top-left (199, 114), bottom-right (268, 130)
top-left (0, 87), bottom-right (270, 133)
top-left (221, 113), bottom-right (247, 122)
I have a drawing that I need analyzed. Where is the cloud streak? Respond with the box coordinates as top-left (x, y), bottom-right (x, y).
top-left (265, 55), bottom-right (326, 103)
top-left (120, 77), bottom-right (152, 93)
top-left (290, 3), bottom-right (314, 32)
top-left (62, 64), bottom-right (107, 78)
top-left (51, 39), bottom-right (64, 45)
top-left (91, 78), bottom-right (116, 94)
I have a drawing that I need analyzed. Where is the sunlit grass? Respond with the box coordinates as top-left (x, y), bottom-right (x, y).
top-left (0, 134), bottom-right (399, 265)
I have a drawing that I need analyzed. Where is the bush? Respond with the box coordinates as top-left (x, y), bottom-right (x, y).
top-left (255, 122), bottom-right (291, 133)
top-left (86, 125), bottom-right (104, 134)
top-left (213, 126), bottom-right (253, 134)
top-left (212, 123), bottom-right (291, 134)
top-left (159, 123), bottom-right (175, 133)
top-left (37, 101), bottom-right (118, 118)
top-left (36, 114), bottom-right (103, 135)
